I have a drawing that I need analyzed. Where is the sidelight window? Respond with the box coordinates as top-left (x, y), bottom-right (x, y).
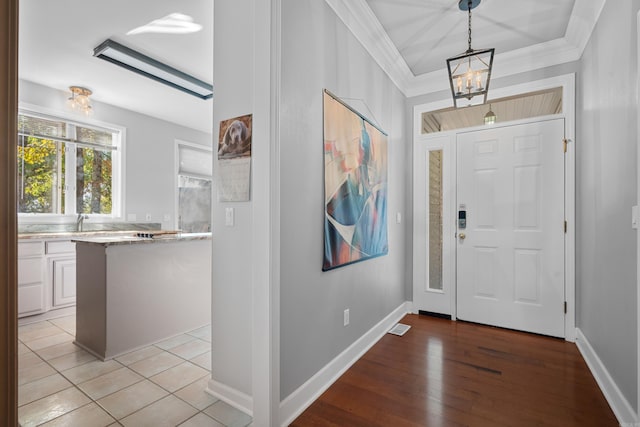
top-left (428, 149), bottom-right (443, 291)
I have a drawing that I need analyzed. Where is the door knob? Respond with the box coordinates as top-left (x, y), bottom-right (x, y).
top-left (459, 232), bottom-right (466, 240)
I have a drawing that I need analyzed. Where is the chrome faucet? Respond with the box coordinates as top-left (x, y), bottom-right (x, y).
top-left (76, 214), bottom-right (88, 232)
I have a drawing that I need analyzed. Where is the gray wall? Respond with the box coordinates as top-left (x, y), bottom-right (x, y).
top-left (279, 0), bottom-right (409, 399)
top-left (209, 0), bottom-right (254, 396)
top-left (18, 80), bottom-right (212, 229)
top-left (576, 0), bottom-right (639, 411)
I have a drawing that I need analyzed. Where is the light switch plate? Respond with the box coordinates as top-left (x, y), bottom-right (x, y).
top-left (633, 205), bottom-right (638, 229)
top-left (225, 208), bottom-right (234, 227)
top-left (396, 212), bottom-right (402, 224)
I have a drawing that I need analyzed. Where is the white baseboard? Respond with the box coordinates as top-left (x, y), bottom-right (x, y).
top-left (278, 301), bottom-right (412, 427)
top-left (575, 328), bottom-right (638, 424)
top-left (206, 378), bottom-right (253, 417)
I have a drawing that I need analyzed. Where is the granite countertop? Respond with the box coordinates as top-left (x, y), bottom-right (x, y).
top-left (71, 232), bottom-right (212, 247)
top-left (18, 230), bottom-right (152, 240)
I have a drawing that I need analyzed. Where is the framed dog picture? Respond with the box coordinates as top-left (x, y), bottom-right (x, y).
top-left (217, 114), bottom-right (252, 201)
top-left (322, 90), bottom-right (388, 271)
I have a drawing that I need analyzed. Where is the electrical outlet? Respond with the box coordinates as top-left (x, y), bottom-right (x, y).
top-left (343, 309), bottom-right (350, 326)
top-left (163, 213), bottom-right (171, 222)
top-left (145, 213), bottom-right (152, 221)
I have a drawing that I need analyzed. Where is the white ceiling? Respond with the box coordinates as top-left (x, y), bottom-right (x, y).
top-left (19, 0), bottom-right (607, 131)
top-left (327, 0), bottom-right (607, 97)
top-left (366, 0), bottom-right (575, 76)
top-left (19, 0), bottom-right (213, 133)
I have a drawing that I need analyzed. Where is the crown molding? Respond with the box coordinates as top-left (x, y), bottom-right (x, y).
top-left (323, 0), bottom-right (413, 91)
top-left (565, 0), bottom-right (608, 54)
top-left (325, 0), bottom-right (608, 98)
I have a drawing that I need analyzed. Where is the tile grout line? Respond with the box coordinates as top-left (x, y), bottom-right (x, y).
top-left (17, 319), bottom-right (239, 426)
top-left (17, 322), bottom-right (107, 425)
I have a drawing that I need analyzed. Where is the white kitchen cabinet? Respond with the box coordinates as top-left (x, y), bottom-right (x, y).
top-left (18, 241), bottom-right (45, 317)
top-left (51, 256), bottom-right (76, 307)
top-left (46, 240), bottom-right (76, 309)
top-left (18, 238), bottom-right (77, 318)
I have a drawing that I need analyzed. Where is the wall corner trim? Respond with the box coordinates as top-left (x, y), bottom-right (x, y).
top-left (278, 301), bottom-right (412, 426)
top-left (206, 378), bottom-right (254, 417)
top-left (575, 328), bottom-right (638, 424)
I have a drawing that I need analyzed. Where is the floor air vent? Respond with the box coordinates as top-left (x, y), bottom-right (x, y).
top-left (388, 323), bottom-right (411, 336)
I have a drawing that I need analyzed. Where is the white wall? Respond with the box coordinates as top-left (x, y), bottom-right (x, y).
top-left (209, 0), bottom-right (409, 417)
top-left (209, 1), bottom-right (278, 422)
top-left (209, 0), bottom-right (255, 401)
top-left (279, 0), bottom-right (409, 400)
top-left (577, 0), bottom-right (639, 412)
top-left (18, 80), bottom-right (212, 229)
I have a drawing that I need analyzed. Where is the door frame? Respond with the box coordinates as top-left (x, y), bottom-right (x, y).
top-left (412, 73), bottom-right (576, 342)
top-left (0, 0), bottom-right (19, 423)
top-left (636, 9), bottom-right (640, 417)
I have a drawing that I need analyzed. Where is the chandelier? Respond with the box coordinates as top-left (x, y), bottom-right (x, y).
top-left (446, 0), bottom-right (494, 108)
top-left (67, 86), bottom-right (93, 116)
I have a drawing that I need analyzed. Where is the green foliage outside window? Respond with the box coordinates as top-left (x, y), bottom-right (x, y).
top-left (17, 113), bottom-right (117, 216)
top-left (17, 136), bottom-right (60, 213)
top-left (76, 147), bottom-right (112, 214)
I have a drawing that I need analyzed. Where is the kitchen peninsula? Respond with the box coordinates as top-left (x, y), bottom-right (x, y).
top-left (73, 232), bottom-right (211, 360)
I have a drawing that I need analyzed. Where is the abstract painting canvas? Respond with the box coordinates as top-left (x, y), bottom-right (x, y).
top-left (323, 90), bottom-right (388, 271)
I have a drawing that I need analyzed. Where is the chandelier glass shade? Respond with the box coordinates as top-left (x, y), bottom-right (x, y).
top-left (67, 86), bottom-right (93, 116)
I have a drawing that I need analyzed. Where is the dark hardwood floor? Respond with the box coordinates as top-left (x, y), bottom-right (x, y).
top-left (292, 314), bottom-right (618, 427)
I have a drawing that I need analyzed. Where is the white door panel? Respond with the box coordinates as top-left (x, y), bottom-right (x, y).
top-left (456, 119), bottom-right (565, 337)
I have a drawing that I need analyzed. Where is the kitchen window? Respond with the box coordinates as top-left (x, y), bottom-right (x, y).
top-left (17, 110), bottom-right (123, 218)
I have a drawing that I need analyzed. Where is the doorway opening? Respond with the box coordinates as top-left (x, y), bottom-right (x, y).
top-left (412, 74), bottom-right (576, 342)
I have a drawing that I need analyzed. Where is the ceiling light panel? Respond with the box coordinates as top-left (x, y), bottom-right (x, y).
top-left (93, 39), bottom-right (213, 100)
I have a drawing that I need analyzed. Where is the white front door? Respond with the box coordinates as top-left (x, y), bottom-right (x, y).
top-left (456, 119), bottom-right (565, 337)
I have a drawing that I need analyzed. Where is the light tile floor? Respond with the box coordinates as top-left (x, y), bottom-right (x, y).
top-left (18, 315), bottom-right (252, 427)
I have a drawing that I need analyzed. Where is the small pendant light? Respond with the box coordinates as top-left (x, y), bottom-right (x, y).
top-left (484, 104), bottom-right (496, 125)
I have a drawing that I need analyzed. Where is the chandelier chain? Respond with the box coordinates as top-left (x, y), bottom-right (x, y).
top-left (447, 0), bottom-right (494, 107)
top-left (467, 0), bottom-right (472, 52)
